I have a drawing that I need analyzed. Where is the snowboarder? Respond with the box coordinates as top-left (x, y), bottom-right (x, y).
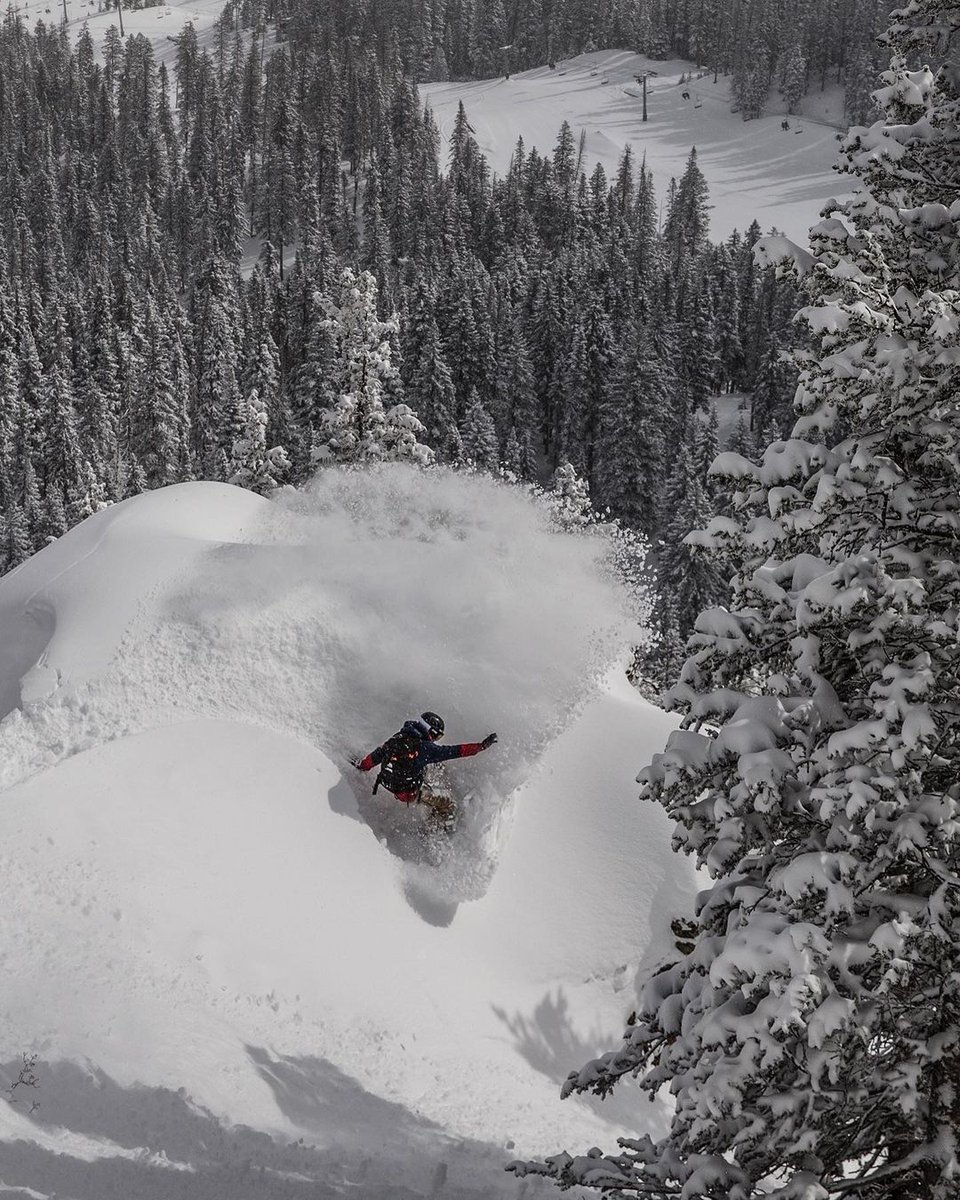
top-left (351, 712), bottom-right (497, 824)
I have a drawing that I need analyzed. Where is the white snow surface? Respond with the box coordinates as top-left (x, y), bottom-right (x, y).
top-left (25, 0), bottom-right (229, 62)
top-left (423, 50), bottom-right (847, 242)
top-left (0, 466), bottom-right (697, 1200)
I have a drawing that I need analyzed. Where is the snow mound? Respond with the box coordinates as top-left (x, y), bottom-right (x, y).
top-left (0, 467), bottom-right (697, 1199)
top-left (0, 482), bottom-right (267, 720)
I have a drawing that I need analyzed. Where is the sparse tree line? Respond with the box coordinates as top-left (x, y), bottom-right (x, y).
top-left (0, 7), bottom-right (803, 666)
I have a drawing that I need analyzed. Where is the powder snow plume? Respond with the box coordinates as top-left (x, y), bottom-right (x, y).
top-left (0, 466), bottom-right (637, 896)
top-left (269, 465), bottom-right (635, 774)
top-left (150, 465), bottom-right (639, 899)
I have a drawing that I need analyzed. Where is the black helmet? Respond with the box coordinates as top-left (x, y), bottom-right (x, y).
top-left (420, 711), bottom-right (444, 739)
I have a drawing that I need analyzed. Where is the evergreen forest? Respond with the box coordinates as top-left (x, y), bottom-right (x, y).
top-left (0, 3), bottom-right (815, 672)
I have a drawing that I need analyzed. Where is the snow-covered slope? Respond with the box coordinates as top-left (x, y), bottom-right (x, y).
top-left (42, 0), bottom-right (841, 247)
top-left (37, 0), bottom-right (229, 64)
top-left (423, 49), bottom-right (845, 242)
top-left (0, 467), bottom-right (698, 1200)
top-left (43, 0), bottom-right (841, 249)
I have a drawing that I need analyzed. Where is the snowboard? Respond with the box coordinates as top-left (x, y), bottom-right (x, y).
top-left (419, 767), bottom-right (460, 834)
top-left (419, 790), bottom-right (459, 834)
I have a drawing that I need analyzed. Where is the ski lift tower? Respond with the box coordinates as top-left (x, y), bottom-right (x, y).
top-left (634, 69), bottom-right (658, 122)
top-left (499, 43), bottom-right (514, 79)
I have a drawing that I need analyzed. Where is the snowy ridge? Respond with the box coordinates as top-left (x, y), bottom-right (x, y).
top-left (0, 467), bottom-right (698, 1199)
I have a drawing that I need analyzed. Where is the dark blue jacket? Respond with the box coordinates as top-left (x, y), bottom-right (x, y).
top-left (358, 720), bottom-right (484, 795)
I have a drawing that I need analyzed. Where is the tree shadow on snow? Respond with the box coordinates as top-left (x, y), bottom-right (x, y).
top-left (248, 1048), bottom-right (553, 1198)
top-left (0, 1057), bottom-right (363, 1200)
top-left (0, 1053), bottom-right (531, 1200)
top-left (247, 1046), bottom-right (448, 1152)
top-left (492, 989), bottom-right (669, 1136)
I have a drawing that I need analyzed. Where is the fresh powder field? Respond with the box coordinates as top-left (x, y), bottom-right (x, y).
top-left (0, 467), bottom-right (698, 1197)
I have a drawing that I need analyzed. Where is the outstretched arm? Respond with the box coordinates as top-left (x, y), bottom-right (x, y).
top-left (353, 744), bottom-right (387, 771)
top-left (425, 733), bottom-right (497, 763)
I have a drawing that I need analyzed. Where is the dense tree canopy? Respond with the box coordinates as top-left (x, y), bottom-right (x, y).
top-left (0, 7), bottom-right (799, 679)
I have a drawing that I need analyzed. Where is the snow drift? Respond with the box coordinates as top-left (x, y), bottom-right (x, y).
top-left (0, 466), bottom-right (698, 1200)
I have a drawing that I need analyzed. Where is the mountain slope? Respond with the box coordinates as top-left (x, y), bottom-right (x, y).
top-left (0, 467), bottom-right (698, 1199)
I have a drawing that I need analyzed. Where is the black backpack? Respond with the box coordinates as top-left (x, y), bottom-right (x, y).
top-left (373, 729), bottom-right (423, 795)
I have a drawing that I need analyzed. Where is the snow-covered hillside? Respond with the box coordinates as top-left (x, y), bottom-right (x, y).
top-left (423, 50), bottom-right (846, 242)
top-left (38, 0), bottom-right (843, 248)
top-left (0, 467), bottom-right (698, 1200)
top-left (20, 0), bottom-right (227, 63)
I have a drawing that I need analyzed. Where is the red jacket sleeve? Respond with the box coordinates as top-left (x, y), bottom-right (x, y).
top-left (426, 741), bottom-right (482, 762)
top-left (357, 745), bottom-right (387, 771)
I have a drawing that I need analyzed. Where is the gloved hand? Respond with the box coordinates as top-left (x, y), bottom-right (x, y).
top-left (481, 733), bottom-right (498, 750)
top-left (350, 756), bottom-right (364, 769)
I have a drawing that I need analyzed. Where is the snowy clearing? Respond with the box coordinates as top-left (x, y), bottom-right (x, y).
top-left (14, 0), bottom-right (229, 62)
top-left (423, 50), bottom-right (848, 242)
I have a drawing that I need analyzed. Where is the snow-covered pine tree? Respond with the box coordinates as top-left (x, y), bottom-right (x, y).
top-left (229, 388), bottom-right (290, 494)
top-left (733, 39), bottom-right (772, 119)
top-left (594, 323), bottom-right (667, 534)
top-left (313, 268), bottom-right (433, 467)
top-left (130, 299), bottom-right (192, 487)
top-left (459, 387), bottom-right (500, 472)
top-left (779, 42), bottom-right (807, 113)
top-left (512, 4), bottom-right (960, 1198)
top-left (655, 430), bottom-right (724, 640)
top-left (190, 252), bottom-right (243, 478)
top-left (492, 292), bottom-right (537, 442)
top-left (0, 497), bottom-right (31, 572)
top-left (548, 461), bottom-right (594, 530)
top-left (680, 270), bottom-right (720, 409)
top-left (401, 277), bottom-right (458, 455)
top-left (710, 242), bottom-right (744, 391)
top-left (663, 147), bottom-right (711, 272)
top-left (360, 157), bottom-right (392, 284)
top-left (750, 328), bottom-right (798, 438)
top-left (529, 270), bottom-right (571, 462)
top-left (423, 42), bottom-right (450, 82)
top-left (502, 426), bottom-right (524, 478)
top-left (559, 296), bottom-right (616, 485)
top-left (36, 294), bottom-right (87, 519)
top-left (0, 278), bottom-right (18, 512)
top-left (443, 273), bottom-right (490, 411)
